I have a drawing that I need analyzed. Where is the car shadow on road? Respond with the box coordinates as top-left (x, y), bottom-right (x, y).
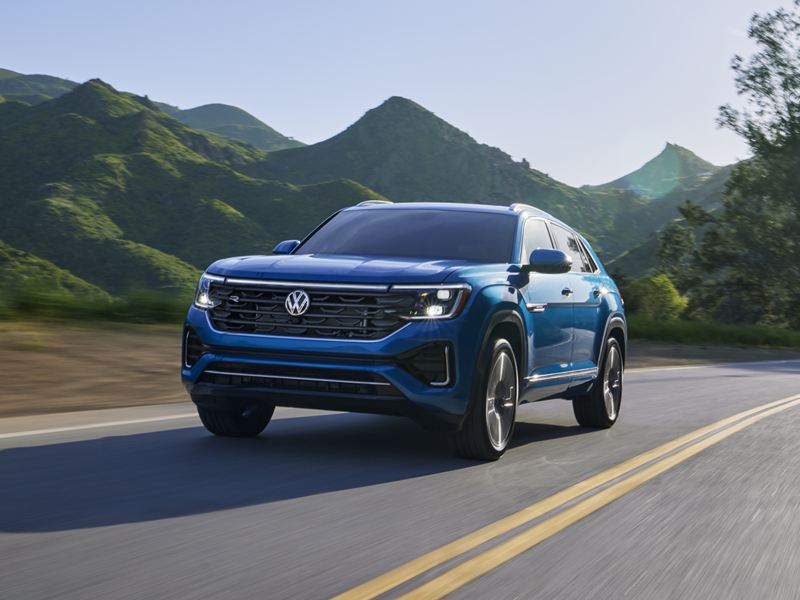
top-left (0, 411), bottom-right (586, 533)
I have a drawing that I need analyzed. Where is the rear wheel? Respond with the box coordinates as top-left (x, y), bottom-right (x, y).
top-left (454, 338), bottom-right (518, 460)
top-left (197, 403), bottom-right (274, 437)
top-left (572, 337), bottom-right (623, 428)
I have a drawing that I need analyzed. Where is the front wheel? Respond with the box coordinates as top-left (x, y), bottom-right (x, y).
top-left (572, 337), bottom-right (623, 428)
top-left (454, 338), bottom-right (519, 460)
top-left (197, 403), bottom-right (274, 437)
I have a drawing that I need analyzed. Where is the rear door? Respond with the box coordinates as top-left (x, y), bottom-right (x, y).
top-left (549, 224), bottom-right (605, 381)
top-left (519, 218), bottom-right (573, 386)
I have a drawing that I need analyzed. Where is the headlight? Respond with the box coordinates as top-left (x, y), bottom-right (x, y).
top-left (392, 284), bottom-right (471, 320)
top-left (194, 272), bottom-right (225, 310)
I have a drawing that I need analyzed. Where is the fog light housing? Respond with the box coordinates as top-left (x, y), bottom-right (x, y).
top-left (400, 343), bottom-right (453, 386)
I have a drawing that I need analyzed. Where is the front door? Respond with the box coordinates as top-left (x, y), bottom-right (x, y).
top-left (549, 224), bottom-right (604, 383)
top-left (518, 219), bottom-right (573, 394)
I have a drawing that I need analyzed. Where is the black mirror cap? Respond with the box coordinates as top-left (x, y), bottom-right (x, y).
top-left (272, 239), bottom-right (301, 255)
top-left (525, 248), bottom-right (572, 274)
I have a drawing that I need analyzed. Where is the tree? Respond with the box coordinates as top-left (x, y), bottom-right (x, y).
top-left (661, 1), bottom-right (800, 327)
top-left (657, 220), bottom-right (696, 291)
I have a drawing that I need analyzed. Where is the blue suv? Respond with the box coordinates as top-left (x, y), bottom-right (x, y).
top-left (182, 202), bottom-right (626, 460)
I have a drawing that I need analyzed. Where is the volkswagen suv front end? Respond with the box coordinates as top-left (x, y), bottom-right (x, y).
top-left (182, 201), bottom-right (626, 460)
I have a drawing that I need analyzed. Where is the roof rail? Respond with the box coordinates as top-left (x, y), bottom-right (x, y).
top-left (356, 200), bottom-right (394, 207)
top-left (509, 203), bottom-right (536, 212)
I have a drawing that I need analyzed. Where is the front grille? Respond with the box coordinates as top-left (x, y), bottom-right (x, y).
top-left (207, 282), bottom-right (417, 339)
top-left (199, 361), bottom-right (403, 397)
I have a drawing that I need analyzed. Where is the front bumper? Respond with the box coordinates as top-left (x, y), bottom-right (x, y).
top-left (181, 307), bottom-right (482, 429)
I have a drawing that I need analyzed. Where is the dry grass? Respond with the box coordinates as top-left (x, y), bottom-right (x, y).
top-left (2, 321), bottom-right (799, 418)
top-left (1, 321), bottom-right (185, 418)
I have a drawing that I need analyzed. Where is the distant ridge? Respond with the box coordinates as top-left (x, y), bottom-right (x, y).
top-left (176, 103), bottom-right (304, 151)
top-left (586, 142), bottom-right (720, 199)
top-left (0, 67), bottom-right (745, 284)
top-left (0, 68), bottom-right (301, 151)
top-left (0, 79), bottom-right (382, 296)
top-left (247, 95), bottom-right (631, 236)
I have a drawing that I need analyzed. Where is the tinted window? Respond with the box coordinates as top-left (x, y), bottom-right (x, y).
top-left (297, 209), bottom-right (517, 263)
top-left (550, 224), bottom-right (592, 273)
top-left (521, 219), bottom-right (553, 261)
top-left (578, 239), bottom-right (598, 272)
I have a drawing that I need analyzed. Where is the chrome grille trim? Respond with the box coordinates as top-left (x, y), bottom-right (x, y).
top-left (203, 370), bottom-right (392, 386)
top-left (207, 281), bottom-right (417, 339)
top-left (222, 278), bottom-right (389, 292)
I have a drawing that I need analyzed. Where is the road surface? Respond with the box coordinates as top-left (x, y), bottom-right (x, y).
top-left (1, 360), bottom-right (799, 599)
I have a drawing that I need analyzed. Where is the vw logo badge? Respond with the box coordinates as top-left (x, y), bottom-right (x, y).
top-left (285, 289), bottom-right (310, 316)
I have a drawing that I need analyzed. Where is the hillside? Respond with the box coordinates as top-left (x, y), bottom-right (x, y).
top-left (0, 240), bottom-right (110, 301)
top-left (247, 96), bottom-right (642, 238)
top-left (586, 143), bottom-right (720, 199)
top-left (0, 71), bottom-right (78, 105)
top-left (0, 80), bottom-right (382, 296)
top-left (0, 70), bottom-right (737, 290)
top-left (600, 162), bottom-right (734, 271)
top-left (0, 69), bottom-right (301, 151)
top-left (174, 103), bottom-right (304, 151)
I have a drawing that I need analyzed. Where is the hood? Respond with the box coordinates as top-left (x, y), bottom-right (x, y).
top-left (206, 253), bottom-right (471, 284)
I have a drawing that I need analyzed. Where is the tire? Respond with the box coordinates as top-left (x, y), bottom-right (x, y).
top-left (197, 403), bottom-right (274, 438)
top-left (572, 337), bottom-right (623, 429)
top-left (454, 338), bottom-right (519, 460)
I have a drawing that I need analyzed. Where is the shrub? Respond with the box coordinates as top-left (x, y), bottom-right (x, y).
top-left (623, 274), bottom-right (687, 320)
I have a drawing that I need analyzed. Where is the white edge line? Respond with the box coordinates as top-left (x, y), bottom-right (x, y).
top-left (0, 413), bottom-right (197, 440)
top-left (628, 358), bottom-right (800, 374)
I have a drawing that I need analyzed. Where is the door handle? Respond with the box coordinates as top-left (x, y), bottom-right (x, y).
top-left (561, 287), bottom-right (573, 297)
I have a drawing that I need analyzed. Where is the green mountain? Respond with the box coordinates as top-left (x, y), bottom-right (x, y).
top-left (171, 103), bottom-right (304, 151)
top-left (603, 163), bottom-right (734, 275)
top-left (246, 96), bottom-right (641, 239)
top-left (586, 142), bottom-right (720, 199)
top-left (0, 71), bottom-right (78, 105)
top-left (0, 69), bottom-right (302, 152)
top-left (0, 70), bottom-right (736, 295)
top-left (0, 80), bottom-right (382, 297)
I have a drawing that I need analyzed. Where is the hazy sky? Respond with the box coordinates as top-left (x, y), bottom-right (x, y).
top-left (1, 0), bottom-right (784, 185)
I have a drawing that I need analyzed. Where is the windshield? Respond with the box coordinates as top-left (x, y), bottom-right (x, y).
top-left (296, 209), bottom-right (517, 263)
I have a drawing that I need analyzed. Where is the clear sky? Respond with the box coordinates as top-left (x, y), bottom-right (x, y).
top-left (0, 0), bottom-right (784, 185)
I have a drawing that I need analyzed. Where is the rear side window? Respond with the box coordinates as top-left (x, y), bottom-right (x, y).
top-left (520, 219), bottom-right (553, 261)
top-left (549, 224), bottom-right (593, 273)
top-left (578, 240), bottom-right (598, 272)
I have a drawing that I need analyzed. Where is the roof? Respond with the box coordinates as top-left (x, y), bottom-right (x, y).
top-left (344, 201), bottom-right (560, 222)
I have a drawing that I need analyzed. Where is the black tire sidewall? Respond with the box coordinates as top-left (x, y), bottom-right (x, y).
top-left (601, 337), bottom-right (623, 424)
top-left (463, 337), bottom-right (519, 458)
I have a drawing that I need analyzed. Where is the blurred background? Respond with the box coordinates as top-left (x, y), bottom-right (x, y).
top-left (1, 0), bottom-right (799, 417)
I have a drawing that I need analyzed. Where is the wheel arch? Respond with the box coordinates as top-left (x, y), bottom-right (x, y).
top-left (600, 314), bottom-right (627, 366)
top-left (483, 309), bottom-right (527, 377)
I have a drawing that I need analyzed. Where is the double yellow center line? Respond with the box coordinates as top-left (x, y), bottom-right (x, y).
top-left (334, 393), bottom-right (800, 600)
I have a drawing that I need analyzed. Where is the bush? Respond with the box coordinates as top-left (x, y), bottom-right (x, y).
top-left (623, 274), bottom-right (687, 320)
top-left (1, 283), bottom-right (191, 324)
top-left (628, 316), bottom-right (800, 348)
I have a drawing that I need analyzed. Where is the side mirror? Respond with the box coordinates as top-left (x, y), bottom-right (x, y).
top-left (272, 239), bottom-right (300, 255)
top-left (525, 248), bottom-right (572, 274)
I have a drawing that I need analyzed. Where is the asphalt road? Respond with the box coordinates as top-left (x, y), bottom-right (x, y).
top-left (1, 360), bottom-right (799, 599)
